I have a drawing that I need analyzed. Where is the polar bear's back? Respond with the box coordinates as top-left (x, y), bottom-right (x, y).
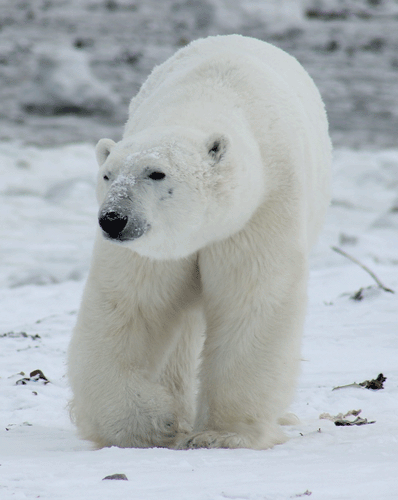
top-left (129, 35), bottom-right (328, 141)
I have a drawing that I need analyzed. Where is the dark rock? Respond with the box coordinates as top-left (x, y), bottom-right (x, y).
top-left (102, 473), bottom-right (128, 481)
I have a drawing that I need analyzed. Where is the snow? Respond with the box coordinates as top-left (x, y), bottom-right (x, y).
top-left (1, 142), bottom-right (397, 499)
top-left (1, 0), bottom-right (398, 497)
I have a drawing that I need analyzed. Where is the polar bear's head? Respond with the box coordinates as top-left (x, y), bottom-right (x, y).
top-left (95, 128), bottom-right (264, 260)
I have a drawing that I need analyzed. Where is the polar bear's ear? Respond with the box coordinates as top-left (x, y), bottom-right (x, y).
top-left (95, 138), bottom-right (116, 167)
top-left (206, 134), bottom-right (229, 164)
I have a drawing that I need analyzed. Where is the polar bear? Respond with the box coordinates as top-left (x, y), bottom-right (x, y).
top-left (68, 35), bottom-right (331, 450)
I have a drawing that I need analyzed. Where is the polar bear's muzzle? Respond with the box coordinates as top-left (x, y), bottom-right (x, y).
top-left (98, 208), bottom-right (150, 243)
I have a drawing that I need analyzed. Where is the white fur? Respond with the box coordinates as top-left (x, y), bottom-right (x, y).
top-left (68, 35), bottom-right (331, 450)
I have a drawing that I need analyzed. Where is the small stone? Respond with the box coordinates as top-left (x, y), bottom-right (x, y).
top-left (30, 369), bottom-right (49, 382)
top-left (102, 473), bottom-right (128, 481)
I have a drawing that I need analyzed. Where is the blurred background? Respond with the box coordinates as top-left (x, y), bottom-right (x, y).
top-left (1, 0), bottom-right (397, 148)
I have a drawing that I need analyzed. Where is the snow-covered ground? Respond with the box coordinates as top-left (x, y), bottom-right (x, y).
top-left (1, 143), bottom-right (397, 499)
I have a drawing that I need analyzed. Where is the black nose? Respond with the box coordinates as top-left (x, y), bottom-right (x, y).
top-left (99, 211), bottom-right (128, 239)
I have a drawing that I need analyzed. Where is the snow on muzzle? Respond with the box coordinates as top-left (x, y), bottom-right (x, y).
top-left (98, 204), bottom-right (150, 242)
top-left (98, 173), bottom-right (151, 242)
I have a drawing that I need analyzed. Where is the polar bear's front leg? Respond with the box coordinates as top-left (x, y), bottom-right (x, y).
top-left (68, 314), bottom-right (184, 449)
top-left (68, 246), bottom-right (202, 448)
top-left (178, 226), bottom-right (308, 450)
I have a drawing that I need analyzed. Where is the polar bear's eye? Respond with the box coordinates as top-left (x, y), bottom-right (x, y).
top-left (209, 141), bottom-right (220, 155)
top-left (148, 171), bottom-right (166, 181)
top-left (103, 174), bottom-right (110, 181)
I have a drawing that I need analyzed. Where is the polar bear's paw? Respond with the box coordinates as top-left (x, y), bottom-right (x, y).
top-left (149, 413), bottom-right (180, 446)
top-left (175, 430), bottom-right (251, 450)
top-left (133, 410), bottom-right (192, 448)
top-left (90, 411), bottom-right (186, 449)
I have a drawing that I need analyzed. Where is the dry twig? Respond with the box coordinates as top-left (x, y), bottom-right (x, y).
top-left (331, 246), bottom-right (394, 294)
top-left (320, 409), bottom-right (375, 426)
top-left (333, 373), bottom-right (386, 391)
